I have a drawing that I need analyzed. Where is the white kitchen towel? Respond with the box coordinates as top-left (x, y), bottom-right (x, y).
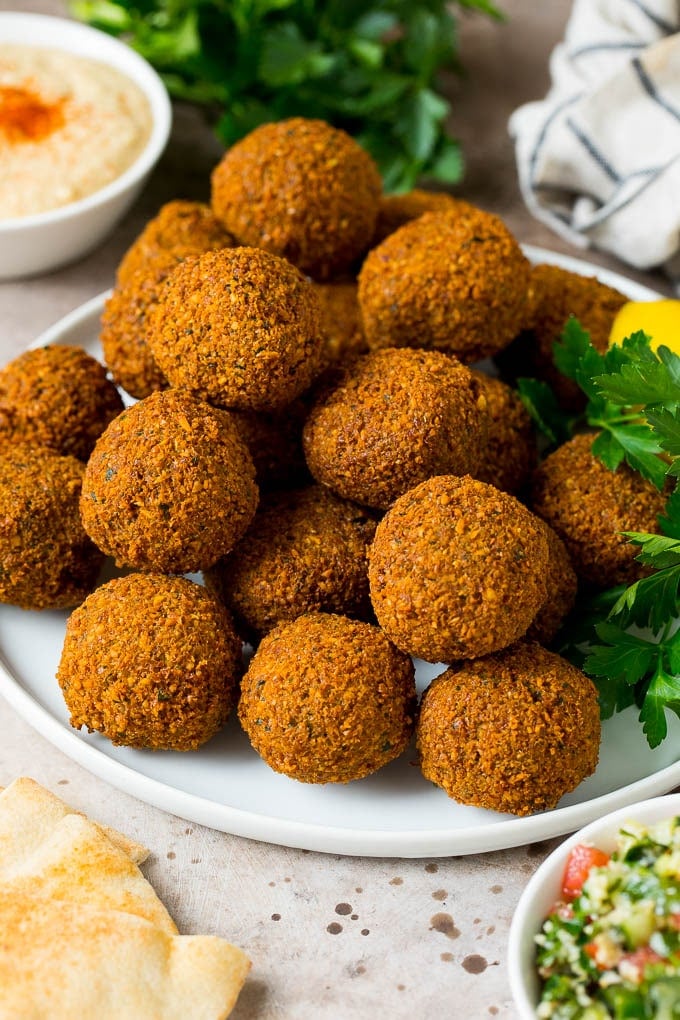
top-left (509, 0), bottom-right (680, 287)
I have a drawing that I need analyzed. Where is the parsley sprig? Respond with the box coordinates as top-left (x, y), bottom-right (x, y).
top-left (71, 0), bottom-right (502, 192)
top-left (520, 319), bottom-right (680, 747)
top-left (518, 321), bottom-right (677, 489)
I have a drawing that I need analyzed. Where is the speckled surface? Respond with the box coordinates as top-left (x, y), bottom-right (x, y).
top-left (0, 2), bottom-right (674, 1017)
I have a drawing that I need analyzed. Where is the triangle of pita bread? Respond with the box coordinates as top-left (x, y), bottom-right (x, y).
top-left (0, 892), bottom-right (250, 1020)
top-left (0, 777), bottom-right (148, 863)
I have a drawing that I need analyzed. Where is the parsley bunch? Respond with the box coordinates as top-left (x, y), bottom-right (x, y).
top-left (71, 0), bottom-right (502, 192)
top-left (521, 321), bottom-right (680, 748)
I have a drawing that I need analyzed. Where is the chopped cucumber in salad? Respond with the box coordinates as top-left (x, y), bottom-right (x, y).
top-left (536, 818), bottom-right (680, 1019)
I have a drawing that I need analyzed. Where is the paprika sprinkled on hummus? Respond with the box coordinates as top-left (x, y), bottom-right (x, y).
top-left (0, 45), bottom-right (152, 218)
top-left (0, 84), bottom-right (64, 143)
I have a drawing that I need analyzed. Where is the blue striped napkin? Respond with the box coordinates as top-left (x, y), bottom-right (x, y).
top-left (509, 0), bottom-right (680, 287)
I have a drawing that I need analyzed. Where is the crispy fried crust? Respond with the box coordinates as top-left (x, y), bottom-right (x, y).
top-left (417, 641), bottom-right (601, 816)
top-left (530, 432), bottom-right (666, 588)
top-left (206, 486), bottom-right (377, 638)
top-left (100, 266), bottom-right (169, 400)
top-left (469, 370), bottom-right (537, 494)
top-left (358, 208), bottom-right (530, 362)
top-left (80, 390), bottom-right (258, 574)
top-left (211, 118), bottom-right (381, 280)
top-left (116, 200), bottom-right (234, 285)
top-left (0, 445), bottom-right (103, 610)
top-left (57, 573), bottom-right (242, 751)
top-left (146, 247), bottom-right (324, 412)
top-left (239, 613), bottom-right (416, 783)
top-left (0, 345), bottom-right (124, 461)
top-left (527, 523), bottom-right (578, 645)
top-left (303, 348), bottom-right (487, 509)
top-left (371, 190), bottom-right (476, 246)
top-left (496, 264), bottom-right (628, 410)
top-left (368, 474), bottom-right (549, 661)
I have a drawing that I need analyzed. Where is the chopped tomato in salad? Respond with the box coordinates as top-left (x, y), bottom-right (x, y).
top-left (561, 844), bottom-right (610, 901)
top-left (535, 818), bottom-right (680, 1018)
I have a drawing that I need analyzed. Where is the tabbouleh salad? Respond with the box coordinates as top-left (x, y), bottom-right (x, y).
top-left (536, 818), bottom-right (680, 1018)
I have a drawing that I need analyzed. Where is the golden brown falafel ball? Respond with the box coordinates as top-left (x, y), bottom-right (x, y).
top-left (211, 117), bottom-right (382, 280)
top-left (372, 190), bottom-right (475, 246)
top-left (0, 345), bottom-right (124, 462)
top-left (100, 266), bottom-right (169, 400)
top-left (530, 432), bottom-right (666, 589)
top-left (206, 486), bottom-right (377, 639)
top-left (146, 247), bottom-right (325, 412)
top-left (368, 474), bottom-right (549, 662)
top-left (230, 400), bottom-right (311, 492)
top-left (80, 389), bottom-right (258, 575)
top-left (469, 370), bottom-right (537, 495)
top-left (57, 573), bottom-right (242, 751)
top-left (358, 208), bottom-right (530, 362)
top-left (527, 524), bottom-right (578, 645)
top-left (303, 348), bottom-right (487, 510)
top-left (312, 280), bottom-right (367, 365)
top-left (497, 264), bottom-right (628, 410)
top-left (116, 200), bottom-right (235, 285)
top-left (0, 445), bottom-right (104, 610)
top-left (416, 641), bottom-right (600, 816)
top-left (238, 612), bottom-right (416, 783)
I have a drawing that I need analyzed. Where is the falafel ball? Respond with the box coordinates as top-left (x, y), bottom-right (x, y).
top-left (416, 641), bottom-right (601, 816)
top-left (372, 190), bottom-right (476, 246)
top-left (303, 348), bottom-right (487, 510)
top-left (527, 524), bottom-right (578, 645)
top-left (470, 370), bottom-right (537, 494)
top-left (100, 265), bottom-right (169, 400)
top-left (0, 345), bottom-right (124, 461)
top-left (530, 432), bottom-right (666, 588)
top-left (238, 612), bottom-right (416, 783)
top-left (211, 117), bottom-right (382, 280)
top-left (80, 389), bottom-right (258, 574)
top-left (116, 200), bottom-right (235, 285)
top-left (0, 445), bottom-right (104, 610)
top-left (146, 247), bottom-right (325, 412)
top-left (496, 264), bottom-right (628, 410)
top-left (57, 573), bottom-right (242, 751)
top-left (206, 486), bottom-right (377, 639)
top-left (230, 399), bottom-right (311, 492)
top-left (368, 474), bottom-right (550, 662)
top-left (312, 280), bottom-right (367, 365)
top-left (358, 208), bottom-right (530, 362)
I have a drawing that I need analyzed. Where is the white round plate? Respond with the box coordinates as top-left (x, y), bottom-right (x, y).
top-left (0, 246), bottom-right (676, 858)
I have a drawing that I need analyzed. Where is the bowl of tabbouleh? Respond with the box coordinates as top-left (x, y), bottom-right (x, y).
top-left (509, 793), bottom-right (680, 1019)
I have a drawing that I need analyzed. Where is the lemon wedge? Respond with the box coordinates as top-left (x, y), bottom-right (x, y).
top-left (609, 300), bottom-right (680, 355)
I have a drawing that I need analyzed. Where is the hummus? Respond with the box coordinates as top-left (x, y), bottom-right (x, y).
top-left (0, 45), bottom-right (153, 219)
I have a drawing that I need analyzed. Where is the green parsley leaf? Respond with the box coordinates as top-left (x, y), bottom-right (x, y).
top-left (638, 659), bottom-right (680, 748)
top-left (610, 564), bottom-right (680, 632)
top-left (621, 533), bottom-right (680, 570)
top-left (646, 405), bottom-right (680, 462)
top-left (586, 622), bottom-right (657, 688)
top-left (71, 0), bottom-right (499, 192)
top-left (659, 487), bottom-right (680, 538)
top-left (516, 377), bottom-right (572, 447)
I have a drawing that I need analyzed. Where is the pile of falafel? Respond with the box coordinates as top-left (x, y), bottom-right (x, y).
top-left (0, 116), bottom-right (664, 818)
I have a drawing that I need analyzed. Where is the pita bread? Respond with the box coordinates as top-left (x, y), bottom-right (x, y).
top-left (0, 777), bottom-right (148, 863)
top-left (2, 812), bottom-right (176, 932)
top-left (0, 892), bottom-right (250, 1020)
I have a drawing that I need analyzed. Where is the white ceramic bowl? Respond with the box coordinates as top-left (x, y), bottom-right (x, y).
top-left (508, 793), bottom-right (680, 1018)
top-left (0, 13), bottom-right (172, 279)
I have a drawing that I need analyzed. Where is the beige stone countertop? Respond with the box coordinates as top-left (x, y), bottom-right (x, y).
top-left (0, 2), bottom-right (677, 1018)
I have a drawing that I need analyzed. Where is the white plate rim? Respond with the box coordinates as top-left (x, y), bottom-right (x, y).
top-left (0, 244), bottom-right (676, 859)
